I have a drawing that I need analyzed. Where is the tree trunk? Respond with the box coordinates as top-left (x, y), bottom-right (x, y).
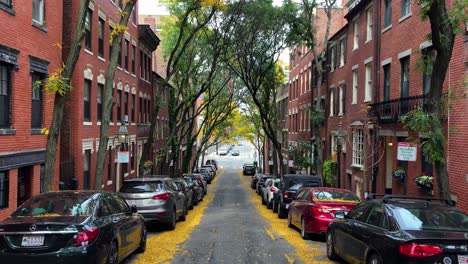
top-left (426, 0), bottom-right (454, 201)
top-left (43, 0), bottom-right (91, 192)
top-left (94, 1), bottom-right (137, 190)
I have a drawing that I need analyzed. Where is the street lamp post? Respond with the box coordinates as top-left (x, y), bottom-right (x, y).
top-left (336, 119), bottom-right (345, 188)
top-left (116, 116), bottom-right (129, 192)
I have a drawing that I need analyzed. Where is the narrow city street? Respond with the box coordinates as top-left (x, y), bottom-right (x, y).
top-left (124, 142), bottom-right (334, 264)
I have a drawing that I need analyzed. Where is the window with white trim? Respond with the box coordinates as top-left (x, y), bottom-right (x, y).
top-left (352, 128), bottom-right (364, 167)
top-left (353, 20), bottom-right (359, 50)
top-left (84, 80), bottom-right (91, 121)
top-left (85, 9), bottom-right (92, 51)
top-left (32, 0), bottom-right (44, 25)
top-left (364, 63), bottom-right (372, 102)
top-left (338, 87), bottom-right (344, 116)
top-left (352, 69), bottom-right (358, 104)
top-left (401, 0), bottom-right (411, 17)
top-left (0, 63), bottom-right (12, 128)
top-left (384, 0), bottom-right (392, 28)
top-left (366, 8), bottom-right (372, 42)
top-left (330, 45), bottom-right (336, 70)
top-left (329, 90), bottom-right (335, 117)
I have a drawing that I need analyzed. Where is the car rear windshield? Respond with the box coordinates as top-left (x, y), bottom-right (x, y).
top-left (245, 166), bottom-right (254, 169)
top-left (11, 193), bottom-right (99, 218)
top-left (288, 179), bottom-right (321, 190)
top-left (120, 181), bottom-right (163, 193)
top-left (313, 191), bottom-right (360, 202)
top-left (394, 206), bottom-right (468, 231)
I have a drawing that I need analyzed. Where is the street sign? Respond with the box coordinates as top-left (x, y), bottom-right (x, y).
top-left (117, 151), bottom-right (129, 163)
top-left (397, 142), bottom-right (417, 161)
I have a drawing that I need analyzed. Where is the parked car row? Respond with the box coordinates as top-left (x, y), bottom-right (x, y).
top-left (0, 161), bottom-right (222, 263)
top-left (248, 173), bottom-right (468, 264)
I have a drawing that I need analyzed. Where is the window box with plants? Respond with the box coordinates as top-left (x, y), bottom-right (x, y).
top-left (415, 175), bottom-right (433, 192)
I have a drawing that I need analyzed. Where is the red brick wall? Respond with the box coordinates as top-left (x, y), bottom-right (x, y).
top-left (0, 1), bottom-right (63, 220)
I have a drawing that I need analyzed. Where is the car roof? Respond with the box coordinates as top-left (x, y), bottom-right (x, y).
top-left (124, 176), bottom-right (168, 182)
top-left (303, 187), bottom-right (354, 192)
top-left (365, 194), bottom-right (456, 208)
top-left (283, 174), bottom-right (321, 180)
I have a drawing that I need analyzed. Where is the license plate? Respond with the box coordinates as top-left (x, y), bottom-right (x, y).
top-left (458, 255), bottom-right (468, 264)
top-left (21, 235), bottom-right (44, 247)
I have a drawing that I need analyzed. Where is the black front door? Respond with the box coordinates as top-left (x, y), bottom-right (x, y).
top-left (17, 167), bottom-right (32, 207)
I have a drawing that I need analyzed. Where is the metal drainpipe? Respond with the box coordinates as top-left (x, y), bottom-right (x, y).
top-left (371, 0), bottom-right (382, 194)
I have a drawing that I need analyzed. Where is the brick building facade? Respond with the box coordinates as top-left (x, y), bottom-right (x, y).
top-left (59, 0), bottom-right (159, 192)
top-left (0, 0), bottom-right (63, 220)
top-left (288, 0), bottom-right (468, 210)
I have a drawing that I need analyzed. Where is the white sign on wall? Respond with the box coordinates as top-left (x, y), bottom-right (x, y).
top-left (117, 151), bottom-right (129, 163)
top-left (397, 142), bottom-right (417, 161)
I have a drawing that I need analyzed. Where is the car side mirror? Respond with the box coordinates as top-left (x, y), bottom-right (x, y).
top-left (131, 205), bottom-right (138, 214)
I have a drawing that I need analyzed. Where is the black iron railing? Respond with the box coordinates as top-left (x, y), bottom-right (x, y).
top-left (368, 95), bottom-right (429, 124)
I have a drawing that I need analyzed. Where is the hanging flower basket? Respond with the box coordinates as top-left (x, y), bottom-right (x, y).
top-left (415, 176), bottom-right (433, 191)
top-left (392, 168), bottom-right (406, 182)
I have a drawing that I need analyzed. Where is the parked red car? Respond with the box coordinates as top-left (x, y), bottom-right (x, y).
top-left (287, 187), bottom-right (360, 239)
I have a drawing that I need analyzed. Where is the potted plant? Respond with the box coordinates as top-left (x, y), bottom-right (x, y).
top-left (415, 175), bottom-right (433, 191)
top-left (142, 160), bottom-right (153, 175)
top-left (392, 168), bottom-right (406, 182)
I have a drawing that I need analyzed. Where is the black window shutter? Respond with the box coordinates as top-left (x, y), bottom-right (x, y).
top-left (342, 85), bottom-right (346, 114)
top-left (343, 37), bottom-right (347, 64)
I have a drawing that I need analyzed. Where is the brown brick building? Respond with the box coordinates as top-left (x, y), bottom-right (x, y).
top-left (59, 0), bottom-right (159, 192)
top-left (0, 0), bottom-right (63, 220)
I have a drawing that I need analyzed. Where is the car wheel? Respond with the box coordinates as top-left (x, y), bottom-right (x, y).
top-left (168, 209), bottom-right (176, 230)
top-left (301, 217), bottom-right (309, 240)
top-left (272, 200), bottom-right (278, 213)
top-left (277, 203), bottom-right (285, 218)
top-left (179, 203), bottom-right (187, 221)
top-left (261, 196), bottom-right (266, 205)
top-left (367, 253), bottom-right (383, 264)
top-left (287, 211), bottom-right (293, 228)
top-left (136, 225), bottom-right (147, 253)
top-left (326, 231), bottom-right (338, 260)
top-left (107, 241), bottom-right (118, 264)
top-left (189, 199), bottom-right (194, 210)
top-left (266, 199), bottom-right (272, 209)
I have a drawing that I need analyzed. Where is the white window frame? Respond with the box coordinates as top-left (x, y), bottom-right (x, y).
top-left (330, 45), bottom-right (336, 70)
top-left (329, 90), bottom-right (335, 117)
top-left (32, 0), bottom-right (45, 25)
top-left (364, 63), bottom-right (372, 102)
top-left (352, 128), bottom-right (364, 167)
top-left (339, 39), bottom-right (345, 67)
top-left (338, 87), bottom-right (344, 116)
top-left (353, 20), bottom-right (359, 50)
top-left (352, 68), bottom-right (358, 104)
top-left (366, 8), bottom-right (372, 42)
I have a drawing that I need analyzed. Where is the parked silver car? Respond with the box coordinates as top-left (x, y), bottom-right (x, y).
top-left (119, 177), bottom-right (188, 230)
top-left (262, 178), bottom-right (280, 209)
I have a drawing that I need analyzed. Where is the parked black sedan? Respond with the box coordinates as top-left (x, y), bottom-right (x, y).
top-left (327, 195), bottom-right (468, 264)
top-left (0, 191), bottom-right (146, 264)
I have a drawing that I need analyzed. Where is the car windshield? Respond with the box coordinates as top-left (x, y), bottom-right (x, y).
top-left (288, 179), bottom-right (321, 190)
top-left (120, 181), bottom-right (163, 193)
top-left (393, 206), bottom-right (468, 231)
top-left (313, 191), bottom-right (360, 202)
top-left (11, 193), bottom-right (99, 218)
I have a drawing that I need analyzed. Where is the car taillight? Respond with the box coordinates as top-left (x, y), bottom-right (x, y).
top-left (399, 243), bottom-right (443, 258)
top-left (72, 227), bottom-right (100, 246)
top-left (283, 193), bottom-right (288, 198)
top-left (270, 187), bottom-right (276, 192)
top-left (152, 193), bottom-right (170, 200)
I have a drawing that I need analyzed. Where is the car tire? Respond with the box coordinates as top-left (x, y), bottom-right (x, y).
top-left (301, 217), bottom-right (309, 240)
top-left (136, 226), bottom-right (147, 253)
top-left (261, 196), bottom-right (266, 205)
top-left (168, 209), bottom-right (176, 230)
top-left (107, 241), bottom-right (118, 264)
top-left (189, 199), bottom-right (194, 210)
top-left (287, 211), bottom-right (293, 228)
top-left (277, 203), bottom-right (285, 219)
top-left (266, 199), bottom-right (272, 209)
top-left (326, 231), bottom-right (338, 260)
top-left (179, 203), bottom-right (187, 221)
top-left (272, 200), bottom-right (278, 213)
top-left (367, 253), bottom-right (383, 264)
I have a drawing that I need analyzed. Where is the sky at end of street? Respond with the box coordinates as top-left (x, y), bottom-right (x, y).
top-left (138, 0), bottom-right (290, 67)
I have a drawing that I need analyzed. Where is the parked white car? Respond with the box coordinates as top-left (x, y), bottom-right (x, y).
top-left (262, 178), bottom-right (280, 209)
